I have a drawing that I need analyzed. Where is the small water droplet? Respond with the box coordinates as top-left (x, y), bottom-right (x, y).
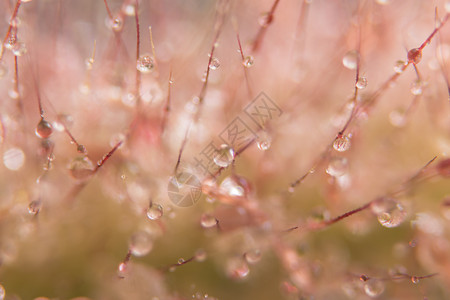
top-left (85, 58), bottom-right (94, 70)
top-left (244, 249), bottom-right (262, 264)
top-left (28, 200), bottom-right (41, 215)
top-left (389, 109), bottom-right (406, 127)
top-left (147, 202), bottom-right (164, 220)
top-left (407, 48), bottom-right (422, 64)
top-left (213, 144), bottom-right (235, 167)
top-left (123, 4), bottom-right (135, 16)
top-left (356, 76), bottom-right (368, 89)
top-left (77, 144), bottom-right (87, 154)
top-left (342, 50), bottom-right (359, 70)
top-left (209, 57), bottom-right (220, 70)
top-left (411, 276), bottom-right (419, 284)
top-left (410, 79), bottom-right (424, 95)
top-left (394, 60), bottom-right (406, 73)
top-left (35, 119), bottom-right (53, 139)
top-left (243, 56), bottom-right (254, 68)
top-left (219, 175), bottom-right (247, 197)
top-left (137, 54), bottom-right (155, 73)
top-left (333, 135), bottom-right (351, 152)
top-left (129, 231), bottom-right (153, 257)
top-left (110, 17), bottom-right (123, 32)
top-left (364, 279), bottom-right (385, 297)
top-left (200, 213), bottom-right (218, 228)
top-left (12, 41), bottom-right (27, 56)
top-left (257, 131), bottom-right (272, 151)
top-left (3, 147), bottom-right (25, 171)
top-left (69, 156), bottom-right (94, 180)
top-left (326, 156), bottom-right (348, 177)
top-left (371, 197), bottom-right (407, 228)
top-left (226, 258), bottom-right (249, 279)
top-left (117, 262), bottom-right (128, 278)
top-left (178, 258), bottom-right (185, 264)
top-left (258, 12), bottom-right (273, 27)
top-left (4, 35), bottom-right (17, 50)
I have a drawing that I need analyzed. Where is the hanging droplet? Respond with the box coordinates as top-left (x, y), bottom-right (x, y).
top-left (356, 76), bottom-right (368, 89)
top-left (0, 61), bottom-right (7, 78)
top-left (28, 200), bottom-right (41, 215)
top-left (244, 249), bottom-right (262, 264)
top-left (12, 41), bottom-right (27, 56)
top-left (69, 156), bottom-right (94, 180)
top-left (3, 147), bottom-right (25, 171)
top-left (200, 213), bottom-right (218, 228)
top-left (129, 231), bottom-right (153, 257)
top-left (147, 202), bottom-right (163, 220)
top-left (258, 12), bottom-right (273, 27)
top-left (243, 56), bottom-right (254, 68)
top-left (136, 54), bottom-right (155, 73)
top-left (219, 176), bottom-right (247, 197)
top-left (371, 197), bottom-right (407, 228)
top-left (110, 17), bottom-right (123, 32)
top-left (0, 284), bottom-right (5, 300)
top-left (363, 279), bottom-right (385, 297)
top-left (35, 119), bottom-right (53, 139)
top-left (226, 258), bottom-right (250, 279)
top-left (393, 60), bottom-right (406, 73)
top-left (410, 79), bottom-right (424, 95)
top-left (333, 135), bottom-right (351, 152)
top-left (178, 258), bottom-right (185, 264)
top-left (257, 131), bottom-right (272, 151)
top-left (326, 156), bottom-right (348, 177)
top-left (342, 50), bottom-right (359, 70)
top-left (213, 144), bottom-right (235, 167)
top-left (209, 57), bottom-right (220, 70)
top-left (85, 58), bottom-right (94, 70)
top-left (4, 35), bottom-right (17, 50)
top-left (411, 276), bottom-right (419, 284)
top-left (407, 48), bottom-right (422, 64)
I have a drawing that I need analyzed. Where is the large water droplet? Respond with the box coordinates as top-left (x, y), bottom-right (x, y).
top-left (3, 147), bottom-right (25, 171)
top-left (342, 50), bottom-right (359, 70)
top-left (333, 135), bottom-right (351, 152)
top-left (69, 156), bottom-right (94, 180)
top-left (213, 144), bottom-right (235, 167)
top-left (137, 54), bottom-right (155, 73)
top-left (147, 202), bottom-right (163, 220)
top-left (371, 197), bottom-right (407, 228)
top-left (129, 231), bottom-right (153, 257)
top-left (326, 156), bottom-right (348, 177)
top-left (219, 175), bottom-right (247, 197)
top-left (200, 213), bottom-right (218, 228)
top-left (363, 279), bottom-right (385, 297)
top-left (28, 200), bottom-right (41, 215)
top-left (35, 119), bottom-right (53, 139)
top-left (244, 249), bottom-right (262, 264)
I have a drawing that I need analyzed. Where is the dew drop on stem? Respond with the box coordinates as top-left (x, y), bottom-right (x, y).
top-left (393, 60), bottom-right (406, 73)
top-left (137, 55), bottom-right (155, 73)
top-left (326, 156), bottom-right (348, 177)
top-left (371, 197), bottom-right (407, 228)
top-left (213, 144), bottom-right (235, 167)
top-left (129, 231), bottom-right (153, 257)
top-left (363, 279), bottom-right (385, 297)
top-left (243, 56), bottom-right (255, 68)
top-left (356, 76), bottom-right (368, 89)
top-left (12, 41), bottom-right (27, 57)
top-left (28, 200), bottom-right (41, 215)
top-left (147, 202), bottom-right (163, 220)
top-left (342, 50), bottom-right (359, 70)
top-left (333, 135), bottom-right (351, 152)
top-left (200, 213), bottom-right (218, 228)
top-left (69, 156), bottom-right (94, 180)
top-left (209, 57), bottom-right (220, 70)
top-left (35, 119), bottom-right (53, 139)
top-left (407, 48), bottom-right (422, 64)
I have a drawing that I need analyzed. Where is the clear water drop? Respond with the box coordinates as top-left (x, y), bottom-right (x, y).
top-left (117, 262), bottom-right (128, 278)
top-left (411, 276), bottom-right (419, 284)
top-left (219, 175), bottom-right (247, 197)
top-left (244, 249), bottom-right (262, 264)
top-left (371, 197), bottom-right (406, 228)
top-left (35, 119), bottom-right (53, 139)
top-left (410, 79), bottom-right (424, 95)
top-left (226, 258), bottom-right (250, 279)
top-left (200, 213), bottom-right (218, 228)
top-left (147, 202), bottom-right (163, 220)
top-left (213, 144), bottom-right (235, 167)
top-left (209, 57), bottom-right (220, 70)
top-left (85, 58), bottom-right (94, 70)
top-left (333, 135), bottom-right (351, 152)
top-left (342, 50), bottom-right (359, 70)
top-left (407, 48), bottom-right (422, 64)
top-left (243, 56), bottom-right (254, 68)
top-left (356, 76), bottom-right (368, 89)
top-left (257, 131), bottom-right (272, 151)
top-left (69, 156), bottom-right (94, 180)
top-left (76, 144), bottom-right (87, 154)
top-left (3, 147), bottom-right (25, 171)
top-left (129, 231), bottom-right (153, 257)
top-left (364, 279), bottom-right (385, 297)
top-left (28, 200), bottom-right (41, 215)
top-left (110, 17), bottom-right (123, 32)
top-left (137, 54), bottom-right (155, 73)
top-left (393, 60), bottom-right (406, 73)
top-left (326, 156), bottom-right (348, 177)
top-left (178, 258), bottom-right (185, 264)
top-left (12, 41), bottom-right (27, 56)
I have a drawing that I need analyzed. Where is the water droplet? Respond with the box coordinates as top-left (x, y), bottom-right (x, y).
top-left (178, 258), bottom-right (185, 264)
top-left (410, 79), bottom-right (424, 95)
top-left (213, 144), bottom-right (235, 167)
top-left (147, 202), bottom-right (163, 220)
top-left (195, 249), bottom-right (207, 262)
top-left (407, 48), bottom-right (422, 64)
top-left (3, 147), bottom-right (25, 171)
top-left (394, 60), bottom-right (406, 73)
top-left (76, 144), bottom-right (87, 154)
top-left (360, 274), bottom-right (370, 281)
top-left (333, 135), bottom-right (351, 152)
top-left (12, 41), bottom-right (27, 56)
top-left (110, 17), bottom-right (123, 32)
top-left (356, 76), bottom-right (368, 89)
top-left (4, 35), bottom-right (17, 50)
top-left (28, 200), bottom-right (41, 215)
top-left (243, 56), bottom-right (254, 68)
top-left (0, 284), bottom-right (5, 300)
top-left (209, 57), bottom-right (220, 70)
top-left (219, 176), bottom-right (247, 197)
top-left (364, 279), bottom-right (385, 297)
top-left (69, 156), bottom-right (94, 180)
top-left (326, 156), bottom-right (348, 177)
top-left (258, 12), bottom-right (273, 27)
top-left (85, 58), bottom-right (94, 70)
top-left (257, 131), bottom-right (272, 151)
top-left (137, 54), bottom-right (155, 73)
top-left (200, 213), bottom-right (218, 228)
top-left (35, 119), bottom-right (53, 139)
top-left (0, 61), bottom-right (7, 78)
top-left (123, 4), bottom-right (136, 16)
top-left (389, 109), bottom-right (406, 127)
top-left (342, 50), bottom-right (359, 70)
top-left (129, 231), bottom-right (153, 257)
top-left (117, 262), bottom-right (128, 278)
top-left (226, 258), bottom-right (249, 279)
top-left (371, 197), bottom-right (407, 228)
top-left (411, 276), bottom-right (419, 284)
top-left (244, 249), bottom-right (262, 264)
